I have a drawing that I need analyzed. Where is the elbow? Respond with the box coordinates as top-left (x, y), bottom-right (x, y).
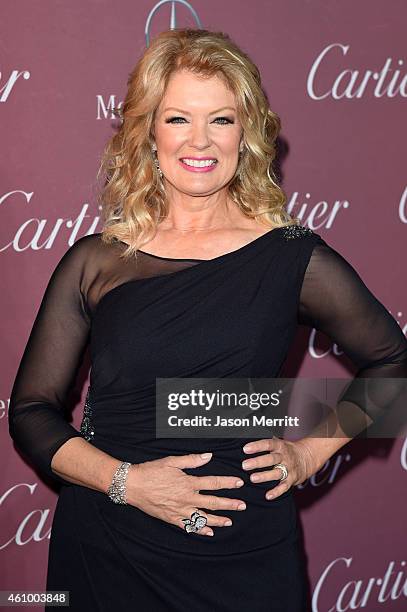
top-left (8, 400), bottom-right (18, 443)
top-left (8, 389), bottom-right (23, 443)
top-left (7, 398), bottom-right (35, 455)
top-left (8, 406), bottom-right (28, 458)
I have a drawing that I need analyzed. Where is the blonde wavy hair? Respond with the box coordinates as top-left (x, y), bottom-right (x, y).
top-left (97, 28), bottom-right (298, 259)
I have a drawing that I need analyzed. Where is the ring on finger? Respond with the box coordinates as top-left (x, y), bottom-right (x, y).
top-left (181, 509), bottom-right (208, 533)
top-left (272, 463), bottom-right (288, 482)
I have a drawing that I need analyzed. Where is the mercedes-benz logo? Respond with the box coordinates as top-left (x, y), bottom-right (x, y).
top-left (145, 0), bottom-right (203, 47)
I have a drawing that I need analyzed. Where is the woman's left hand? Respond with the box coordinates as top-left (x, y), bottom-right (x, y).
top-left (241, 436), bottom-right (321, 500)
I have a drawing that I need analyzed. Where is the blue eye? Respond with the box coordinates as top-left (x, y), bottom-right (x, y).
top-left (166, 117), bottom-right (186, 124)
top-left (165, 116), bottom-right (234, 125)
top-left (214, 117), bottom-right (234, 124)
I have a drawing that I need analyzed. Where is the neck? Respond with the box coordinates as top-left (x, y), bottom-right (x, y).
top-left (158, 192), bottom-right (237, 232)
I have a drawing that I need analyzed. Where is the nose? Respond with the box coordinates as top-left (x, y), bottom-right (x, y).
top-left (188, 120), bottom-right (211, 149)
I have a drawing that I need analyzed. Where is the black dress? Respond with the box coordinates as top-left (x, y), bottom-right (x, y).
top-left (9, 225), bottom-right (407, 612)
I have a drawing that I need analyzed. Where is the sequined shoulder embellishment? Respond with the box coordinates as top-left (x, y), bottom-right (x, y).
top-left (80, 386), bottom-right (95, 442)
top-left (282, 224), bottom-right (314, 241)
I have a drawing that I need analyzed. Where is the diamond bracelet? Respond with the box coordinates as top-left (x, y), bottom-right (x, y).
top-left (107, 461), bottom-right (132, 504)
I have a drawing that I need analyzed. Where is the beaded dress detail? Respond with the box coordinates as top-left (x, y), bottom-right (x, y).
top-left (282, 224), bottom-right (314, 240)
top-left (79, 386), bottom-right (94, 442)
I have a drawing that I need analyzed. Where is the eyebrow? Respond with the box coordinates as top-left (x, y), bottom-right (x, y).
top-left (162, 106), bottom-right (236, 115)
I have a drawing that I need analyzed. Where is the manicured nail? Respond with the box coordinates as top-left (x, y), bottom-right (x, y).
top-left (206, 529), bottom-right (214, 536)
top-left (235, 480), bottom-right (244, 487)
top-left (224, 519), bottom-right (232, 526)
top-left (238, 502), bottom-right (246, 510)
top-left (251, 474), bottom-right (260, 482)
top-left (201, 453), bottom-right (212, 459)
top-left (243, 445), bottom-right (252, 452)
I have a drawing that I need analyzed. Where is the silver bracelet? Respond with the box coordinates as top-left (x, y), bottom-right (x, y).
top-left (107, 461), bottom-right (132, 504)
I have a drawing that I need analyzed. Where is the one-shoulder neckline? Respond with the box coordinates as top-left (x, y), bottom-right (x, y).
top-left (117, 226), bottom-right (285, 263)
top-left (93, 225), bottom-right (314, 319)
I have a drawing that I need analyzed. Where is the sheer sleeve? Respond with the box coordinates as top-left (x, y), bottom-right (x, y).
top-left (9, 238), bottom-right (93, 485)
top-left (298, 235), bottom-right (407, 435)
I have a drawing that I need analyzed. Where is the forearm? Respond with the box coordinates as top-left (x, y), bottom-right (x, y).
top-left (50, 437), bottom-right (123, 493)
top-left (297, 399), bottom-right (373, 470)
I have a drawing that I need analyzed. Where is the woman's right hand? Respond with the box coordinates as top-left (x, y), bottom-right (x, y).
top-left (125, 452), bottom-right (246, 536)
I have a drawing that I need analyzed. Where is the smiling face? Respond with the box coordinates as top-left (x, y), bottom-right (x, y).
top-left (153, 69), bottom-right (243, 198)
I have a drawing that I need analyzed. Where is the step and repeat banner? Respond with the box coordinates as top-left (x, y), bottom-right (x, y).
top-left (1, 1), bottom-right (406, 611)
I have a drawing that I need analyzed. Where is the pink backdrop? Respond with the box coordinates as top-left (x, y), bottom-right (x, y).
top-left (1, 1), bottom-right (406, 610)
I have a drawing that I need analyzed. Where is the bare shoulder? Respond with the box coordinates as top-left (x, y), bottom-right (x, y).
top-left (247, 220), bottom-right (316, 241)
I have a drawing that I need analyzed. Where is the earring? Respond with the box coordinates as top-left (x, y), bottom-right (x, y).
top-left (151, 144), bottom-right (163, 179)
top-left (237, 142), bottom-right (244, 178)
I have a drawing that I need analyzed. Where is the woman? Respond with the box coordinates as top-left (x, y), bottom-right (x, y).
top-left (9, 28), bottom-right (407, 611)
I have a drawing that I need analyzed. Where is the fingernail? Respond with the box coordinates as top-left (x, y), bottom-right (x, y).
top-left (206, 530), bottom-right (214, 536)
top-left (235, 480), bottom-right (244, 487)
top-left (238, 502), bottom-right (246, 510)
top-left (243, 445), bottom-right (252, 452)
top-left (200, 453), bottom-right (212, 459)
top-left (224, 520), bottom-right (232, 526)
